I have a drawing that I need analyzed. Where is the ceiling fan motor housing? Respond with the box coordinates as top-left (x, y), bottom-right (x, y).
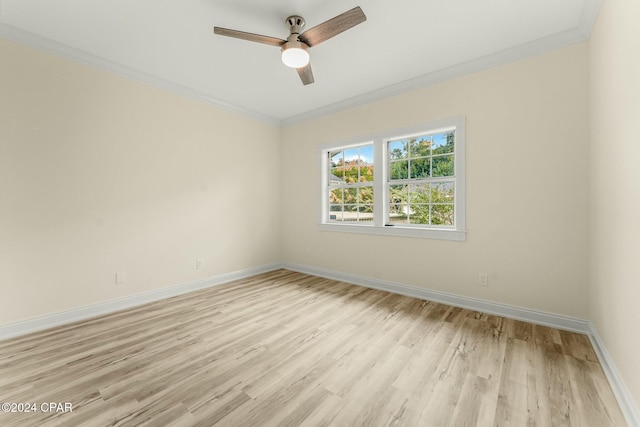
top-left (281, 15), bottom-right (310, 68)
top-left (285, 16), bottom-right (305, 35)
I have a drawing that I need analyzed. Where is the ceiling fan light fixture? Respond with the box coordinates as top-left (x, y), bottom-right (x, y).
top-left (214, 6), bottom-right (366, 84)
top-left (281, 41), bottom-right (310, 68)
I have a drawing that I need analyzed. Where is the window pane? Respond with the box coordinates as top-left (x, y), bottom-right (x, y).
top-left (389, 140), bottom-right (408, 159)
top-left (358, 205), bottom-right (374, 223)
top-left (329, 204), bottom-right (343, 222)
top-left (330, 150), bottom-right (345, 184)
top-left (341, 148), bottom-right (357, 184)
top-left (330, 167), bottom-right (344, 184)
top-left (344, 148), bottom-right (359, 162)
top-left (433, 132), bottom-right (454, 155)
top-left (389, 203), bottom-right (408, 224)
top-left (432, 155), bottom-right (454, 177)
top-left (410, 158), bottom-right (431, 179)
top-left (341, 205), bottom-right (358, 222)
top-left (409, 205), bottom-right (430, 224)
top-left (409, 183), bottom-right (430, 204)
top-left (389, 184), bottom-right (408, 203)
top-left (359, 165), bottom-right (374, 182)
top-left (329, 188), bottom-right (343, 204)
top-left (411, 136), bottom-right (432, 158)
top-left (431, 204), bottom-right (454, 225)
top-left (341, 164), bottom-right (357, 184)
top-left (389, 183), bottom-right (407, 224)
top-left (358, 186), bottom-right (374, 204)
top-left (431, 182), bottom-right (455, 203)
top-left (360, 145), bottom-right (374, 165)
top-left (390, 160), bottom-right (408, 180)
top-left (344, 187), bottom-right (358, 203)
top-left (330, 151), bottom-right (343, 167)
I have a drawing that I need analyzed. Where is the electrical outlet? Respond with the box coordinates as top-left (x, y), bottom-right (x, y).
top-left (115, 272), bottom-right (126, 285)
top-left (196, 259), bottom-right (203, 270)
top-left (478, 273), bottom-right (488, 287)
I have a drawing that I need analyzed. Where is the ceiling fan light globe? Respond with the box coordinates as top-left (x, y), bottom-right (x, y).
top-left (281, 42), bottom-right (310, 68)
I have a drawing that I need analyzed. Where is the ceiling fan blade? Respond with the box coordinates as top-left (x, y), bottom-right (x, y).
top-left (298, 6), bottom-right (366, 47)
top-left (213, 27), bottom-right (286, 47)
top-left (296, 63), bottom-right (315, 85)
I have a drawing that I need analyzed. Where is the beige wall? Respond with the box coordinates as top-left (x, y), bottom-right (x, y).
top-left (0, 38), bottom-right (597, 324)
top-left (0, 39), bottom-right (281, 325)
top-left (589, 0), bottom-right (640, 411)
top-left (282, 44), bottom-right (591, 318)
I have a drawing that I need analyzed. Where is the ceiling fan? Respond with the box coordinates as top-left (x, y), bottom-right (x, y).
top-left (213, 6), bottom-right (366, 85)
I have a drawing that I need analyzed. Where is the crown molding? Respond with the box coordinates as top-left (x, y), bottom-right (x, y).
top-left (578, 0), bottom-right (603, 37)
top-left (281, 0), bottom-right (602, 125)
top-left (1, 0), bottom-right (602, 127)
top-left (0, 23), bottom-right (280, 126)
top-left (281, 27), bottom-right (591, 126)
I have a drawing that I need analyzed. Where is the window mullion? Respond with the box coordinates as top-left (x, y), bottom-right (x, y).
top-left (373, 139), bottom-right (385, 227)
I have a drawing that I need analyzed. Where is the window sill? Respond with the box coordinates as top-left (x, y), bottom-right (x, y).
top-left (317, 223), bottom-right (466, 241)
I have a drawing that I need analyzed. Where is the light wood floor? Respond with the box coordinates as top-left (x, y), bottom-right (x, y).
top-left (0, 270), bottom-right (626, 426)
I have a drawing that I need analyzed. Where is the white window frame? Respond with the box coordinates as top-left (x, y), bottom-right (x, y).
top-left (319, 117), bottom-right (466, 241)
top-left (325, 143), bottom-right (376, 225)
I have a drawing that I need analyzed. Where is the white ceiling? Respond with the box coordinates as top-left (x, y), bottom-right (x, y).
top-left (0, 0), bottom-right (600, 124)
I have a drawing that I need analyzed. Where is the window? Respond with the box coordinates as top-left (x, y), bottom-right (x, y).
top-left (388, 131), bottom-right (455, 226)
top-left (320, 117), bottom-right (465, 241)
top-left (328, 144), bottom-right (375, 223)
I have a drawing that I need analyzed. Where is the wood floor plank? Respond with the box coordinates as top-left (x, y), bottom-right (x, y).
top-left (0, 269), bottom-right (627, 426)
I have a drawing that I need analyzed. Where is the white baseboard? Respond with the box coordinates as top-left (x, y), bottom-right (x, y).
top-left (2, 261), bottom-right (636, 427)
top-left (588, 323), bottom-right (640, 427)
top-left (283, 262), bottom-right (638, 426)
top-left (282, 262), bottom-right (590, 333)
top-left (283, 262), bottom-right (640, 427)
top-left (5, 261), bottom-right (589, 340)
top-left (0, 262), bottom-right (281, 341)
